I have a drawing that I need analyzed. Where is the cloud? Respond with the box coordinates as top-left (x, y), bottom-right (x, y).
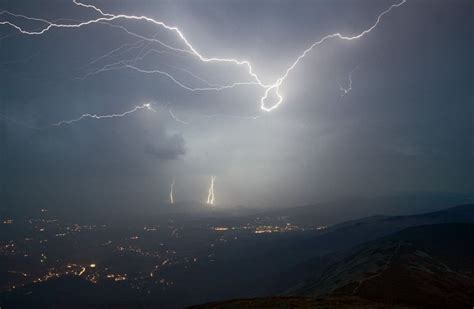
top-left (144, 133), bottom-right (186, 160)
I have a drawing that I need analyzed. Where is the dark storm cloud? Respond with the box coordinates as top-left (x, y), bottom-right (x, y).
top-left (144, 133), bottom-right (185, 160)
top-left (1, 0), bottom-right (473, 209)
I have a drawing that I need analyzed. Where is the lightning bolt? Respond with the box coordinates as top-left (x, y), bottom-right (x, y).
top-left (206, 176), bottom-right (216, 205)
top-left (0, 0), bottom-right (407, 112)
top-left (166, 65), bottom-right (227, 89)
top-left (168, 109), bottom-right (189, 125)
top-left (169, 177), bottom-right (175, 205)
top-left (340, 65), bottom-right (360, 97)
top-left (51, 103), bottom-right (155, 127)
top-left (123, 64), bottom-right (259, 92)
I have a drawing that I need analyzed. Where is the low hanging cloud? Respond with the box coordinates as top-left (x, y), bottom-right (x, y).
top-left (144, 133), bottom-right (186, 160)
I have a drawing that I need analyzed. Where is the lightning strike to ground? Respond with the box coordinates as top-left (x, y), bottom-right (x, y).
top-left (206, 176), bottom-right (216, 205)
top-left (0, 0), bottom-right (407, 112)
top-left (170, 177), bottom-right (175, 205)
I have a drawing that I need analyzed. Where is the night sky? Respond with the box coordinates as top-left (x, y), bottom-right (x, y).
top-left (1, 0), bottom-right (472, 211)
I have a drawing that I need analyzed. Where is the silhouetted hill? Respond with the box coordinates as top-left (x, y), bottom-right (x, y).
top-left (195, 223), bottom-right (474, 308)
top-left (190, 296), bottom-right (400, 309)
top-left (292, 223), bottom-right (474, 307)
top-left (283, 203), bottom-right (474, 258)
top-left (263, 204), bottom-right (474, 293)
top-left (184, 204), bottom-right (474, 306)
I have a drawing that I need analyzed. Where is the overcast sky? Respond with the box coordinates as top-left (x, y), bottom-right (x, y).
top-left (1, 0), bottom-right (473, 210)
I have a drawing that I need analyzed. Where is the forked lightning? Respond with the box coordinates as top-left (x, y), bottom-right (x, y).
top-left (0, 0), bottom-right (407, 116)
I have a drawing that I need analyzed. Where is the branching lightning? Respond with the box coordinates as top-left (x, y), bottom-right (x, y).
top-left (206, 176), bottom-right (216, 205)
top-left (51, 103), bottom-right (155, 127)
top-left (0, 0), bottom-right (407, 112)
top-left (123, 64), bottom-right (259, 92)
top-left (168, 109), bottom-right (189, 125)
